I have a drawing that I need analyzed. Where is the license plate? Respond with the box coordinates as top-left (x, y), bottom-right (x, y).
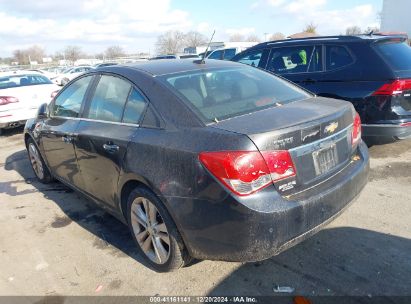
top-left (313, 144), bottom-right (339, 176)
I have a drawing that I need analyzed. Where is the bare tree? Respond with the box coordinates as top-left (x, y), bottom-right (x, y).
top-left (13, 50), bottom-right (27, 65)
top-left (26, 45), bottom-right (46, 63)
top-left (246, 34), bottom-right (261, 42)
top-left (12, 45), bottom-right (46, 64)
top-left (105, 45), bottom-right (125, 59)
top-left (346, 26), bottom-right (362, 35)
top-left (229, 33), bottom-right (245, 42)
top-left (268, 32), bottom-right (286, 41)
top-left (184, 31), bottom-right (208, 47)
top-left (303, 22), bottom-right (318, 34)
top-left (156, 31), bottom-right (186, 55)
top-left (64, 45), bottom-right (83, 64)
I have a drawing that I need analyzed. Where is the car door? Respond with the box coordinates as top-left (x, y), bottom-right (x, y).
top-left (74, 74), bottom-right (147, 208)
top-left (313, 44), bottom-right (358, 100)
top-left (264, 45), bottom-right (324, 92)
top-left (40, 75), bottom-right (95, 187)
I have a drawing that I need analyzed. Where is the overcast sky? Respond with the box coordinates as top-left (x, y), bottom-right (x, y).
top-left (0, 0), bottom-right (382, 57)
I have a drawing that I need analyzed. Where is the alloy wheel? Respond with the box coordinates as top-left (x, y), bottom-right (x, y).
top-left (28, 143), bottom-right (44, 180)
top-left (130, 197), bottom-right (171, 265)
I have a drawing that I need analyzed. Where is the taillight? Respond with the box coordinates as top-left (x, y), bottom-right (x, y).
top-left (401, 122), bottom-right (411, 127)
top-left (199, 150), bottom-right (296, 196)
top-left (0, 96), bottom-right (19, 106)
top-left (260, 151), bottom-right (296, 182)
top-left (372, 79), bottom-right (411, 96)
top-left (51, 90), bottom-right (59, 98)
top-left (352, 112), bottom-right (362, 147)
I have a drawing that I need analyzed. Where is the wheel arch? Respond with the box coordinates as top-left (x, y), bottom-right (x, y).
top-left (118, 176), bottom-right (191, 254)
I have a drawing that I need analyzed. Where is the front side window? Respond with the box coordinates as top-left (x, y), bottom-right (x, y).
top-left (52, 75), bottom-right (93, 117)
top-left (162, 67), bottom-right (310, 123)
top-left (266, 45), bottom-right (323, 74)
top-left (86, 75), bottom-right (131, 122)
top-left (326, 45), bottom-right (354, 71)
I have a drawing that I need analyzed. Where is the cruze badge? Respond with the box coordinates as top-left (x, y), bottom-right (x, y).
top-left (324, 122), bottom-right (339, 134)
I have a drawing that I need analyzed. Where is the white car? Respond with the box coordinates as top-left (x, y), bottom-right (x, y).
top-left (53, 66), bottom-right (94, 86)
top-left (207, 47), bottom-right (251, 61)
top-left (0, 71), bottom-right (60, 134)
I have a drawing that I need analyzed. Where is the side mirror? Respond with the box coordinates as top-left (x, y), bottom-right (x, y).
top-left (37, 103), bottom-right (48, 120)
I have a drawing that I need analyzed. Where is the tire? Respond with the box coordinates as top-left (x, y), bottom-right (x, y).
top-left (26, 138), bottom-right (53, 183)
top-left (126, 186), bottom-right (191, 272)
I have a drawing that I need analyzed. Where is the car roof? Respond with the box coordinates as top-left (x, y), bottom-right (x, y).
top-left (114, 59), bottom-right (242, 77)
top-left (248, 34), bottom-right (408, 49)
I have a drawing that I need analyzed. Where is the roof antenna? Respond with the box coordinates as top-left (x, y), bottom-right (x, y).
top-left (368, 30), bottom-right (374, 36)
top-left (195, 30), bottom-right (215, 64)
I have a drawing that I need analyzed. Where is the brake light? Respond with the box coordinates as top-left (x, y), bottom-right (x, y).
top-left (199, 150), bottom-right (295, 196)
top-left (401, 122), bottom-right (411, 127)
top-left (51, 90), bottom-right (59, 98)
top-left (372, 79), bottom-right (411, 96)
top-left (0, 96), bottom-right (19, 106)
top-left (352, 112), bottom-right (362, 147)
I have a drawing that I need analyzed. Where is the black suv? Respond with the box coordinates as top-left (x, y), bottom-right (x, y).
top-left (232, 35), bottom-right (411, 143)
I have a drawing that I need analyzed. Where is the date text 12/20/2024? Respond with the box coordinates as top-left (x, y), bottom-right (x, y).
top-left (149, 297), bottom-right (258, 303)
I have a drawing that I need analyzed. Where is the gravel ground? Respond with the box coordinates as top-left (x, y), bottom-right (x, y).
top-left (0, 127), bottom-right (410, 297)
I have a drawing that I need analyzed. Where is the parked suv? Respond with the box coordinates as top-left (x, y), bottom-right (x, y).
top-left (232, 35), bottom-right (411, 143)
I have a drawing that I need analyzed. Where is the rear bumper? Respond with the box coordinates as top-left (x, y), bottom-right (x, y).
top-left (362, 123), bottom-right (411, 140)
top-left (0, 109), bottom-right (37, 129)
top-left (165, 142), bottom-right (369, 262)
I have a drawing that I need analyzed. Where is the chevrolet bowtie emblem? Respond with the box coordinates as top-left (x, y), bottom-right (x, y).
top-left (324, 122), bottom-right (338, 134)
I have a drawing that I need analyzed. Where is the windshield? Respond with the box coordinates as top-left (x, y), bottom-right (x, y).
top-left (0, 74), bottom-right (52, 90)
top-left (375, 40), bottom-right (411, 72)
top-left (161, 67), bottom-right (310, 123)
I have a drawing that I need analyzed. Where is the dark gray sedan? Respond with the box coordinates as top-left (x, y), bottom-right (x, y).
top-left (24, 60), bottom-right (369, 272)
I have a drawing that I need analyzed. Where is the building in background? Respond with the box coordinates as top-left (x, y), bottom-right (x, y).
top-left (381, 0), bottom-right (411, 36)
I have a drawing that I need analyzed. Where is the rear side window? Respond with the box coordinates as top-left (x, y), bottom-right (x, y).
top-left (208, 50), bottom-right (223, 60)
top-left (266, 45), bottom-right (323, 74)
top-left (223, 48), bottom-right (237, 60)
top-left (375, 41), bottom-right (411, 72)
top-left (122, 89), bottom-right (147, 124)
top-left (86, 75), bottom-right (131, 122)
top-left (52, 75), bottom-right (93, 117)
top-left (234, 49), bottom-right (265, 67)
top-left (0, 74), bottom-right (52, 89)
top-left (326, 46), bottom-right (354, 71)
top-left (162, 67), bottom-right (310, 123)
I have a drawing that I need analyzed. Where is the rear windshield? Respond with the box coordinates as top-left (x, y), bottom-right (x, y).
top-left (375, 41), bottom-right (411, 72)
top-left (0, 74), bottom-right (52, 90)
top-left (161, 67), bottom-right (310, 123)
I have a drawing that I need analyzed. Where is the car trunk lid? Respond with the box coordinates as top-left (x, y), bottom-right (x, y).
top-left (211, 97), bottom-right (356, 195)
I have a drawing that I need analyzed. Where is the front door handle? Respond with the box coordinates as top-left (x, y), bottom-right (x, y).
top-left (103, 143), bottom-right (119, 154)
top-left (62, 133), bottom-right (78, 144)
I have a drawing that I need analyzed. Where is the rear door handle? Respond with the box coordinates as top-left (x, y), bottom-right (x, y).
top-left (103, 143), bottom-right (119, 154)
top-left (302, 78), bottom-right (316, 84)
